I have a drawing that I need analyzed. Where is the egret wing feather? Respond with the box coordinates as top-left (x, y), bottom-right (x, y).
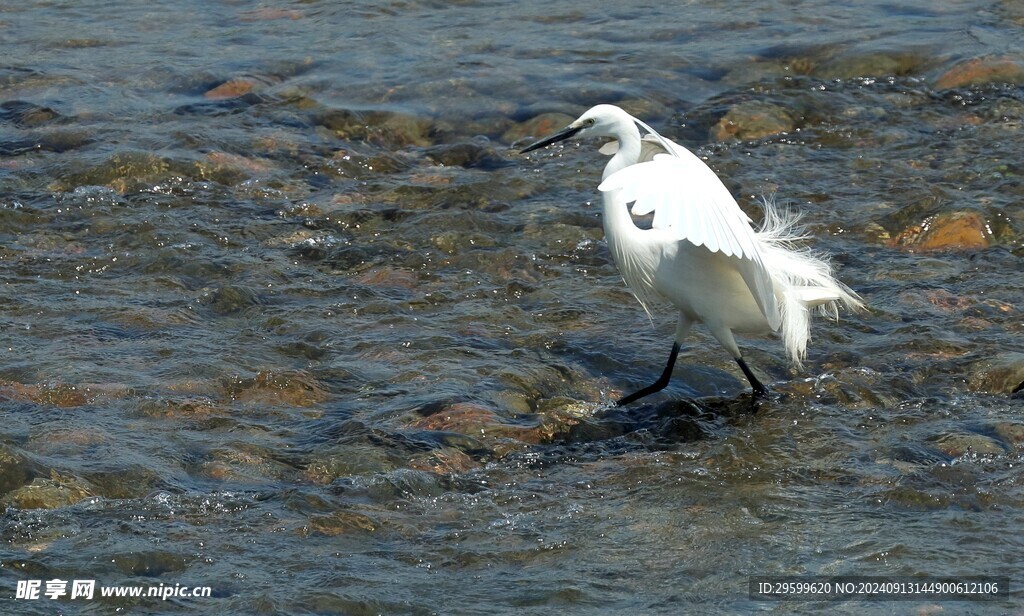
top-left (597, 154), bottom-right (756, 259)
top-left (602, 136), bottom-right (667, 161)
top-left (598, 153), bottom-right (782, 329)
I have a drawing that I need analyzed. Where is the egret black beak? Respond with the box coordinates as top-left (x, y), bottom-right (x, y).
top-left (520, 124), bottom-right (583, 153)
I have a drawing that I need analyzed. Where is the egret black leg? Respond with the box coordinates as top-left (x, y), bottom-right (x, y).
top-left (616, 343), bottom-right (680, 406)
top-left (735, 357), bottom-right (769, 398)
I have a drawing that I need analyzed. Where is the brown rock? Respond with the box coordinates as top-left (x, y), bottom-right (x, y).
top-left (890, 211), bottom-right (992, 250)
top-left (412, 402), bottom-right (501, 434)
top-left (353, 266), bottom-right (419, 289)
top-left (935, 56), bottom-right (1024, 89)
top-left (503, 112), bottom-right (575, 144)
top-left (137, 398), bottom-right (222, 419)
top-left (239, 8), bottom-right (304, 21)
top-left (204, 78), bottom-right (258, 100)
top-left (930, 432), bottom-right (1005, 457)
top-left (711, 101), bottom-right (794, 142)
top-left (203, 151), bottom-right (273, 176)
top-left (0, 382), bottom-right (90, 407)
top-left (968, 353), bottom-right (1024, 394)
top-left (410, 401), bottom-right (588, 451)
top-left (227, 370), bottom-right (329, 407)
top-left (0, 445), bottom-right (38, 495)
top-left (1, 472), bottom-right (92, 509)
top-left (301, 511), bottom-right (378, 537)
top-left (407, 448), bottom-right (480, 474)
top-left (994, 423), bottom-right (1024, 450)
top-left (24, 428), bottom-right (110, 455)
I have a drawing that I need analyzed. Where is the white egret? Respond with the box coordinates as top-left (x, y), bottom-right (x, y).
top-left (521, 104), bottom-right (863, 405)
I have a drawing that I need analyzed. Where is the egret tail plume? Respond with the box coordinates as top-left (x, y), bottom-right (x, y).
top-left (754, 196), bottom-right (864, 369)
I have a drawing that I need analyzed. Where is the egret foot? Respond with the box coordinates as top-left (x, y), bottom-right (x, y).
top-left (616, 343), bottom-right (680, 407)
top-left (735, 357), bottom-right (769, 398)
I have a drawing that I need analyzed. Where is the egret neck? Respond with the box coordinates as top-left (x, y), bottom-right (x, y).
top-left (597, 117), bottom-right (658, 314)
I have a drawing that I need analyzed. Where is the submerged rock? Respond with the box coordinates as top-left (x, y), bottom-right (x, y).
top-left (710, 101), bottom-right (795, 142)
top-left (407, 448), bottom-right (481, 474)
top-left (994, 423), bottom-right (1024, 449)
top-left (1, 472), bottom-right (93, 510)
top-left (204, 285), bottom-right (263, 315)
top-left (0, 445), bottom-right (39, 496)
top-left (300, 510), bottom-right (379, 537)
top-left (110, 551), bottom-right (190, 576)
top-left (199, 446), bottom-right (295, 483)
top-left (502, 112), bottom-right (574, 144)
top-left (426, 142), bottom-right (507, 169)
top-left (889, 210), bottom-right (993, 250)
top-left (0, 381), bottom-right (92, 407)
top-left (935, 56), bottom-right (1024, 89)
top-left (929, 432), bottom-right (1006, 458)
top-left (303, 444), bottom-right (402, 484)
top-left (968, 352), bottom-right (1024, 394)
top-left (225, 370), bottom-right (330, 407)
top-left (204, 78), bottom-right (260, 100)
top-left (316, 108), bottom-right (434, 148)
top-left (0, 100), bottom-right (62, 127)
top-left (48, 151), bottom-right (187, 193)
top-left (408, 400), bottom-right (589, 457)
top-left (812, 51), bottom-right (927, 80)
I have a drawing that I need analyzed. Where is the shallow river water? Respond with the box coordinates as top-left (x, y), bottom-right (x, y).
top-left (1, 1), bottom-right (1023, 614)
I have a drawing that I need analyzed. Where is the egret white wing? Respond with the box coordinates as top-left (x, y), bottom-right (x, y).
top-left (599, 135), bottom-right (669, 161)
top-left (597, 153), bottom-right (758, 258)
top-left (598, 152), bottom-right (782, 329)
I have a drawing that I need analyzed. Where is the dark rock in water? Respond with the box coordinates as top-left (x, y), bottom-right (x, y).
top-left (316, 108), bottom-right (434, 148)
top-left (173, 92), bottom-right (268, 116)
top-left (0, 381), bottom-right (92, 407)
top-left (204, 285), bottom-right (263, 315)
top-left (411, 402), bottom-right (505, 435)
top-left (502, 112), bottom-right (575, 145)
top-left (406, 400), bottom-right (592, 457)
top-left (33, 131), bottom-right (92, 154)
top-left (198, 445), bottom-right (296, 483)
top-left (928, 432), bottom-right (1006, 458)
top-left (889, 210), bottom-right (993, 250)
top-left (710, 101), bottom-right (795, 141)
top-left (994, 423), bottom-right (1024, 449)
top-left (812, 51), bottom-right (928, 79)
top-left (225, 370), bottom-right (330, 407)
top-left (935, 55), bottom-right (1024, 89)
top-left (300, 510), bottom-right (379, 537)
top-left (431, 230), bottom-right (497, 255)
top-left (407, 447), bottom-right (481, 474)
top-left (1, 472), bottom-right (93, 510)
top-left (50, 151), bottom-right (174, 192)
top-left (110, 551), bottom-right (190, 576)
top-left (204, 77), bottom-right (259, 100)
top-left (0, 444), bottom-right (40, 496)
top-left (968, 352), bottom-right (1024, 394)
top-left (304, 451), bottom-right (393, 484)
top-left (0, 100), bottom-right (62, 127)
top-left (426, 142), bottom-right (507, 169)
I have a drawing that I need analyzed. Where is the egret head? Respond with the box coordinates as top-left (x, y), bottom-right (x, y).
top-left (520, 105), bottom-right (632, 153)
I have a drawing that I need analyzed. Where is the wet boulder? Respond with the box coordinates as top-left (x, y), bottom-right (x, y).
top-left (890, 210), bottom-right (993, 250)
top-left (710, 101), bottom-right (795, 142)
top-left (502, 112), bottom-right (575, 145)
top-left (0, 445), bottom-right (40, 496)
top-left (1, 472), bottom-right (93, 510)
top-left (968, 352), bottom-right (1024, 395)
top-left (0, 101), bottom-right (62, 127)
top-left (935, 55), bottom-right (1024, 89)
